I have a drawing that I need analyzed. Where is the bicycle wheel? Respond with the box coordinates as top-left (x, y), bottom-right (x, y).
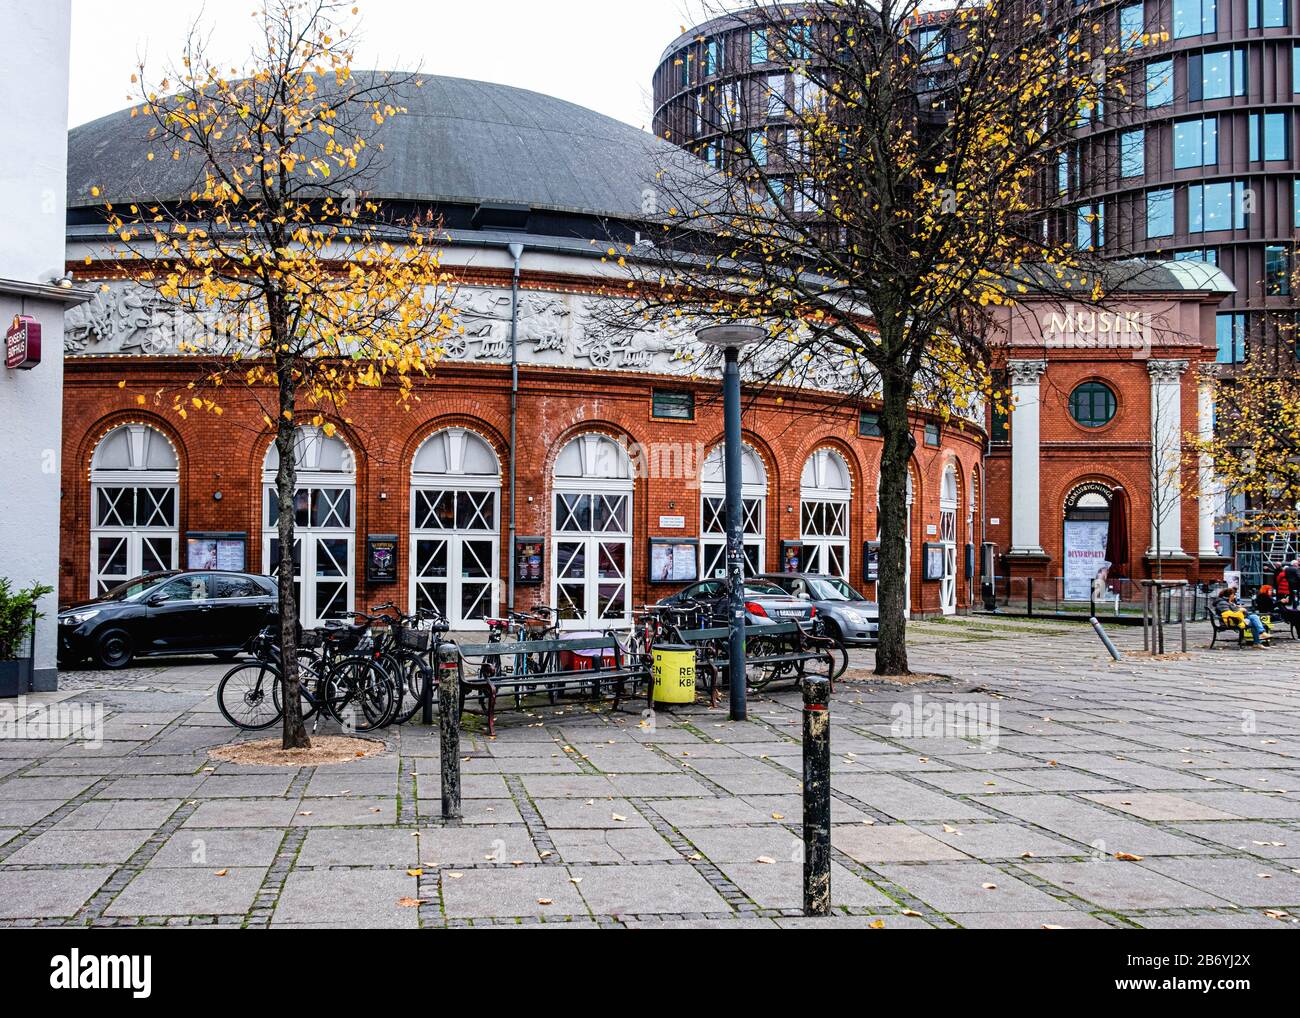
top-left (218, 662), bottom-right (284, 731)
top-left (392, 653), bottom-right (433, 725)
top-left (273, 660), bottom-right (322, 723)
top-left (744, 635), bottom-right (782, 690)
top-left (821, 633), bottom-right (848, 680)
top-left (324, 656), bottom-right (396, 732)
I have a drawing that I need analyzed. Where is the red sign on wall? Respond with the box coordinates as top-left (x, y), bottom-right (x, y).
top-left (5, 316), bottom-right (41, 370)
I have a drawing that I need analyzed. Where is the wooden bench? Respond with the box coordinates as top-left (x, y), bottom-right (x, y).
top-left (453, 634), bottom-right (649, 736)
top-left (676, 621), bottom-right (837, 704)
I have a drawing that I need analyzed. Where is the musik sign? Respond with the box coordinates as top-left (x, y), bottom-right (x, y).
top-left (5, 315), bottom-right (41, 370)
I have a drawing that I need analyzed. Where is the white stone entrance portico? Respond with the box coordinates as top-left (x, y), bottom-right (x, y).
top-left (1147, 359), bottom-right (1189, 559)
top-left (1007, 359), bottom-right (1047, 557)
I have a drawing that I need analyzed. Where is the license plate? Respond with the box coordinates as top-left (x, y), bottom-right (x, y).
top-left (778, 609), bottom-right (804, 618)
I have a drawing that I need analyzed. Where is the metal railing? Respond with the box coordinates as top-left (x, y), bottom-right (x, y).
top-left (981, 576), bottom-right (1213, 623)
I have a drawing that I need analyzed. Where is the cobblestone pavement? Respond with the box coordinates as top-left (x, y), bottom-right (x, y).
top-left (2, 615), bottom-right (1299, 928)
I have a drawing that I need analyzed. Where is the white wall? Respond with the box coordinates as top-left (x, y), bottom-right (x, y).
top-left (0, 0), bottom-right (73, 689)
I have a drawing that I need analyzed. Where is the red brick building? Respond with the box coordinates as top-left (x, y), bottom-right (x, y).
top-left (985, 263), bottom-right (1235, 600)
top-left (59, 77), bottom-right (984, 630)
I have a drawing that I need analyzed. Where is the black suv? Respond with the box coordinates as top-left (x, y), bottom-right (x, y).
top-left (58, 571), bottom-right (278, 669)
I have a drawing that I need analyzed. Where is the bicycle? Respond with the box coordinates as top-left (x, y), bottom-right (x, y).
top-left (367, 601), bottom-right (452, 725)
top-left (217, 620), bottom-right (395, 733)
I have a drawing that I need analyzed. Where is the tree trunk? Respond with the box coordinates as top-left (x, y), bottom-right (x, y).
top-left (875, 369), bottom-right (915, 676)
top-left (275, 351), bottom-right (310, 750)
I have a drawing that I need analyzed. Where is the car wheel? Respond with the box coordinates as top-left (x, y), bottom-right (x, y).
top-left (94, 629), bottom-right (134, 670)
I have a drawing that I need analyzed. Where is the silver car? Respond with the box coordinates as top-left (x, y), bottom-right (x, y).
top-left (758, 573), bottom-right (879, 645)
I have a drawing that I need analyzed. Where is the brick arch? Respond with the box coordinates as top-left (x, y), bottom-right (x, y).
top-left (698, 429), bottom-right (782, 495)
top-left (1048, 470), bottom-right (1129, 521)
top-left (401, 416), bottom-right (510, 477)
top-left (70, 412), bottom-right (190, 603)
top-left (543, 419), bottom-right (642, 479)
top-left (76, 410), bottom-right (189, 481)
top-left (250, 418), bottom-right (365, 478)
top-left (792, 434), bottom-right (864, 497)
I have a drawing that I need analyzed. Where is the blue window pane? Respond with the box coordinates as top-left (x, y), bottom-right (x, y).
top-left (1146, 60), bottom-right (1173, 106)
top-left (1190, 181), bottom-right (1235, 232)
top-left (751, 30), bottom-right (768, 65)
top-left (1120, 4), bottom-right (1145, 49)
top-left (1265, 246), bottom-right (1290, 295)
top-left (1174, 0), bottom-right (1216, 38)
top-left (1120, 129), bottom-right (1145, 177)
top-left (1265, 112), bottom-right (1287, 160)
top-left (1216, 313), bottom-right (1246, 363)
top-left (1147, 188), bottom-right (1174, 237)
top-left (1250, 0), bottom-right (1288, 28)
top-left (1174, 118), bottom-right (1216, 168)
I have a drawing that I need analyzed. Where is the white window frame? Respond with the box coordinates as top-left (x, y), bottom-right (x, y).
top-left (551, 434), bottom-right (634, 629)
top-left (89, 424), bottom-right (179, 596)
top-left (939, 464), bottom-right (959, 616)
top-left (876, 470), bottom-right (914, 618)
top-left (261, 426), bottom-right (356, 628)
top-left (410, 427), bottom-right (501, 630)
top-left (701, 443), bottom-right (767, 580)
top-left (800, 448), bottom-right (852, 579)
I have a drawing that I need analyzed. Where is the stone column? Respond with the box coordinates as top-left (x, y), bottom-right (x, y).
top-left (1147, 359), bottom-right (1189, 558)
top-left (1008, 359), bottom-right (1047, 556)
top-left (1196, 363), bottom-right (1221, 558)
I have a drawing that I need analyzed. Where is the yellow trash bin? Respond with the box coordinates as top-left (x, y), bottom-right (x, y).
top-left (652, 645), bottom-right (696, 704)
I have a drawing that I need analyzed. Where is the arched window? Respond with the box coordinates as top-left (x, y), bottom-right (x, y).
top-left (262, 426), bottom-right (355, 626)
top-left (1069, 381), bottom-right (1117, 428)
top-left (90, 423), bottom-right (179, 595)
top-left (800, 448), bottom-right (851, 577)
top-left (700, 443), bottom-right (767, 579)
top-left (552, 434), bottom-right (633, 627)
top-left (410, 428), bottom-right (500, 627)
top-left (1063, 483), bottom-right (1114, 601)
top-left (939, 463), bottom-right (960, 615)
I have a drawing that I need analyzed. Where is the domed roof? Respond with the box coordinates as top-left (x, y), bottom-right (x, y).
top-left (67, 73), bottom-right (691, 223)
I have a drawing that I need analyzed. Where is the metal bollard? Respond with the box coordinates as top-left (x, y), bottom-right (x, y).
top-left (1179, 587), bottom-right (1188, 653)
top-left (1089, 617), bottom-right (1122, 662)
top-left (439, 659), bottom-right (462, 822)
top-left (802, 675), bottom-right (832, 917)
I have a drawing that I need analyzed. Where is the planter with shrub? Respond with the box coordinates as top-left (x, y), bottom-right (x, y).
top-left (0, 579), bottom-right (53, 697)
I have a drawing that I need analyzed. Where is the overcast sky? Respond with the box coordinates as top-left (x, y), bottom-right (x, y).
top-left (68, 0), bottom-right (712, 131)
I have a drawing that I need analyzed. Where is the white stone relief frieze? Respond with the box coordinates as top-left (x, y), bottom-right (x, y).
top-left (65, 280), bottom-right (882, 398)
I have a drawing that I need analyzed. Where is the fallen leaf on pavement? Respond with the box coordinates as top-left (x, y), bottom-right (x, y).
top-left (1114, 852), bottom-right (1143, 861)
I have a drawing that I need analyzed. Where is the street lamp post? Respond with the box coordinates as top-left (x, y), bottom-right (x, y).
top-left (698, 324), bottom-right (764, 722)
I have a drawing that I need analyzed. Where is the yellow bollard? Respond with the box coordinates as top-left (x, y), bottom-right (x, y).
top-left (652, 645), bottom-right (696, 704)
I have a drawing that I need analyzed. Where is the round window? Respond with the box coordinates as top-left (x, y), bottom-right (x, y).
top-left (1069, 382), bottom-right (1116, 428)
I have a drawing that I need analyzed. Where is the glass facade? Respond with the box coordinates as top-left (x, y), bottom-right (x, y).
top-left (1173, 0), bottom-right (1216, 38)
top-left (1174, 117), bottom-right (1217, 169)
top-left (1120, 129), bottom-right (1145, 178)
top-left (1147, 188), bottom-right (1174, 237)
top-left (1146, 59), bottom-right (1174, 106)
